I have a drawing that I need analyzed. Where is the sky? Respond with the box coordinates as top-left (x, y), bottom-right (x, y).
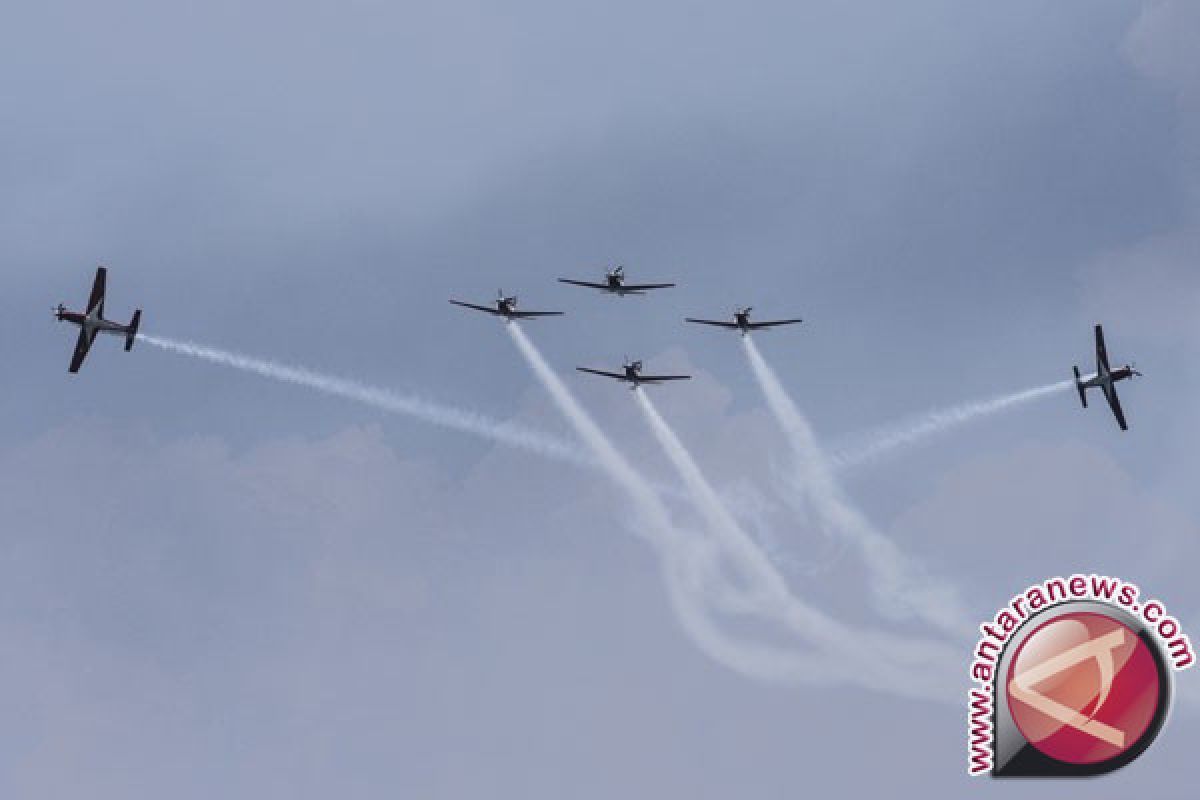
top-left (2, 0), bottom-right (1199, 796)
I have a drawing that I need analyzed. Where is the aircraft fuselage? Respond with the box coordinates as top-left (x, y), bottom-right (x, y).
top-left (613, 364), bottom-right (651, 387)
top-left (1080, 364), bottom-right (1134, 404)
top-left (56, 307), bottom-right (128, 337)
top-left (1079, 364), bottom-right (1135, 391)
top-left (603, 274), bottom-right (644, 295)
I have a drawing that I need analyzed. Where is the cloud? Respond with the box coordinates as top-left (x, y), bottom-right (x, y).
top-left (1081, 1), bottom-right (1200, 347)
top-left (890, 441), bottom-right (1200, 610)
top-left (0, 420), bottom-right (633, 795)
top-left (1125, 1), bottom-right (1200, 104)
top-left (1081, 230), bottom-right (1200, 346)
top-left (0, 414), bottom-right (966, 797)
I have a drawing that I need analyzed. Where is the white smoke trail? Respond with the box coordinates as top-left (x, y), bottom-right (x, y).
top-left (629, 384), bottom-right (964, 699)
top-left (634, 388), bottom-right (841, 633)
top-left (141, 328), bottom-right (962, 699)
top-left (503, 326), bottom-right (846, 679)
top-left (138, 333), bottom-right (586, 465)
top-left (507, 325), bottom-right (962, 698)
top-left (501, 326), bottom-right (681, 519)
top-left (830, 380), bottom-right (1074, 470)
top-left (742, 335), bottom-right (975, 638)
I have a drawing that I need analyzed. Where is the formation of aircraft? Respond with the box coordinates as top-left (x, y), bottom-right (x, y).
top-left (1074, 324), bottom-right (1141, 431)
top-left (450, 290), bottom-right (564, 320)
top-left (54, 265), bottom-right (1146, 432)
top-left (55, 266), bottom-right (141, 373)
top-left (558, 266), bottom-right (675, 296)
top-left (577, 359), bottom-right (691, 388)
top-left (685, 307), bottom-right (803, 334)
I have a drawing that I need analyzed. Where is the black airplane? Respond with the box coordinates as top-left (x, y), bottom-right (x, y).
top-left (577, 359), bottom-right (690, 389)
top-left (55, 266), bottom-right (142, 373)
top-left (1074, 324), bottom-right (1140, 431)
top-left (558, 266), bottom-right (674, 296)
top-left (685, 307), bottom-right (802, 334)
top-left (450, 290), bottom-right (564, 321)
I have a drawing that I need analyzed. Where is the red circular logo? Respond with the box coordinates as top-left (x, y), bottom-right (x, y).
top-left (1006, 611), bottom-right (1162, 765)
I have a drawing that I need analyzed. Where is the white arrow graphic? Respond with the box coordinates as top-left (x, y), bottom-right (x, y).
top-left (1008, 627), bottom-right (1128, 749)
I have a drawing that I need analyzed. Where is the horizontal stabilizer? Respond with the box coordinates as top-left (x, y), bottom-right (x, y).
top-left (125, 309), bottom-right (141, 351)
top-left (1073, 366), bottom-right (1087, 408)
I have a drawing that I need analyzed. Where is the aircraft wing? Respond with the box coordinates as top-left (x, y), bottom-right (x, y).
top-left (746, 318), bottom-right (803, 330)
top-left (558, 279), bottom-right (610, 290)
top-left (87, 266), bottom-right (107, 317)
top-left (685, 318), bottom-right (740, 329)
top-left (576, 367), bottom-right (628, 381)
top-left (621, 282), bottom-right (675, 291)
top-left (68, 328), bottom-right (95, 373)
top-left (510, 310), bottom-right (564, 319)
top-left (1095, 324), bottom-right (1111, 372)
top-left (638, 374), bottom-right (691, 383)
top-left (1105, 385), bottom-right (1129, 431)
top-left (449, 300), bottom-right (503, 316)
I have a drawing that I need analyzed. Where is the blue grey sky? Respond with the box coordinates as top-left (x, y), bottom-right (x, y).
top-left (3, 1), bottom-right (1198, 796)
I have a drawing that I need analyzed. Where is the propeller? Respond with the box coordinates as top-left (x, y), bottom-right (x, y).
top-left (1130, 362), bottom-right (1142, 377)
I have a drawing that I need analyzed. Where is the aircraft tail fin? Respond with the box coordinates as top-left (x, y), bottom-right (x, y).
top-left (1073, 365), bottom-right (1087, 408)
top-left (125, 310), bottom-right (141, 351)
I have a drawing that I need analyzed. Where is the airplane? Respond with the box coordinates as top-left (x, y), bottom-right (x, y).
top-left (1073, 324), bottom-right (1141, 431)
top-left (55, 266), bottom-right (142, 373)
top-left (449, 290), bottom-right (564, 321)
top-left (685, 307), bottom-right (802, 334)
top-left (558, 266), bottom-right (675, 295)
top-left (576, 359), bottom-right (691, 388)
